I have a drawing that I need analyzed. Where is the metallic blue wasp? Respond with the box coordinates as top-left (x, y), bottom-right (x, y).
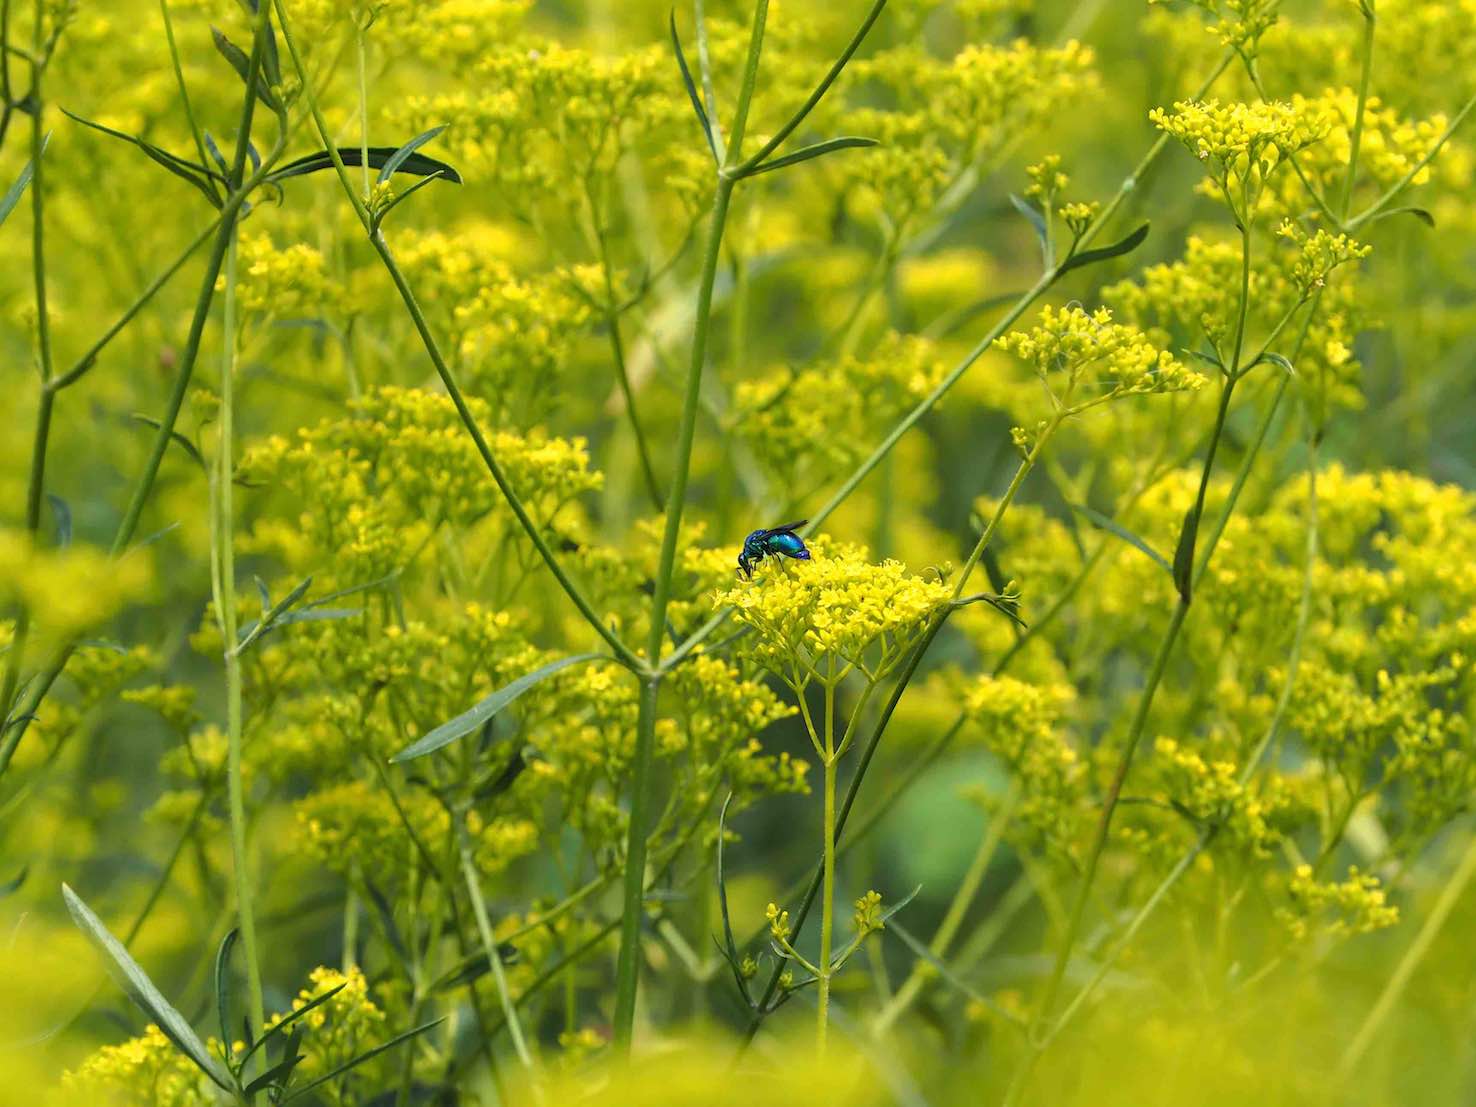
top-left (737, 520), bottom-right (812, 579)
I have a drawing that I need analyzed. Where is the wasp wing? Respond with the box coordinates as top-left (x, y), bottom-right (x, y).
top-left (759, 519), bottom-right (808, 537)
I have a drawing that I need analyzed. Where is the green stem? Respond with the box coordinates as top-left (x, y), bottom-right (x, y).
top-left (612, 675), bottom-right (660, 1045)
top-left (458, 830), bottom-right (533, 1070)
top-left (158, 0), bottom-right (217, 204)
top-left (47, 216), bottom-right (222, 392)
top-left (816, 743), bottom-right (837, 1051)
top-left (666, 53), bottom-right (1238, 671)
top-left (1340, 4), bottom-right (1376, 221)
top-left (271, 0), bottom-right (640, 672)
top-left (874, 778), bottom-right (1020, 1033)
top-left (1339, 825), bottom-right (1476, 1076)
top-left (214, 232), bottom-right (267, 1057)
top-left (611, 0), bottom-right (777, 1038)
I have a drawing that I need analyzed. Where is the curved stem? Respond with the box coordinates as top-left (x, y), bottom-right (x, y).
top-left (873, 779), bottom-right (1020, 1034)
top-left (271, 0), bottom-right (639, 673)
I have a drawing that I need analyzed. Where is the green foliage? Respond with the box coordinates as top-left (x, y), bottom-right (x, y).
top-left (5, 1), bottom-right (1476, 1104)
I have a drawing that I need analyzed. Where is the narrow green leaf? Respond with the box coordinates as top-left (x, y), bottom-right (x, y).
top-left (46, 493), bottom-right (71, 548)
top-left (237, 983), bottom-right (347, 1066)
top-left (951, 592), bottom-right (1027, 628)
top-left (391, 653), bottom-right (605, 763)
top-left (1250, 351), bottom-right (1297, 378)
top-left (377, 125), bottom-right (449, 184)
top-left (714, 793), bottom-right (755, 1007)
top-left (61, 109), bottom-right (222, 207)
top-left (1009, 193), bottom-right (1049, 254)
top-left (62, 883), bottom-right (234, 1090)
top-left (240, 0), bottom-right (284, 88)
top-left (471, 744), bottom-right (533, 801)
top-left (670, 10), bottom-right (718, 163)
top-left (371, 171), bottom-right (445, 228)
top-left (266, 146), bottom-right (462, 185)
top-left (214, 927), bottom-right (240, 1049)
top-left (1071, 503), bottom-right (1172, 576)
top-left (887, 918), bottom-right (1027, 1027)
top-left (281, 1018), bottom-right (445, 1104)
top-left (0, 865), bottom-right (27, 899)
top-left (693, 0), bottom-right (723, 160)
top-left (876, 884), bottom-right (923, 929)
top-left (202, 131), bottom-right (230, 179)
top-left (1172, 502), bottom-right (1200, 604)
top-left (1375, 205), bottom-right (1435, 228)
top-left (211, 26), bottom-right (281, 113)
top-left (243, 1050), bottom-right (302, 1096)
top-left (0, 134), bottom-right (47, 228)
top-left (1055, 222), bottom-right (1150, 279)
top-left (129, 413), bottom-right (206, 470)
top-left (740, 136), bottom-right (879, 178)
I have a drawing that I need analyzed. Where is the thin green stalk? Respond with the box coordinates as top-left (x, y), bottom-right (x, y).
top-left (612, 675), bottom-right (660, 1045)
top-left (1348, 93), bottom-right (1476, 230)
top-left (1, 13), bottom-right (53, 729)
top-left (213, 231), bottom-right (267, 1054)
top-left (1340, 3), bottom-right (1376, 221)
top-left (158, 0), bottom-right (217, 204)
top-left (47, 215), bottom-right (222, 392)
top-left (612, 0), bottom-right (776, 1041)
top-left (458, 832), bottom-right (533, 1071)
top-left (606, 291), bottom-right (664, 512)
top-left (874, 779), bottom-right (1021, 1034)
top-left (355, 17), bottom-right (370, 199)
top-left (665, 51), bottom-right (1237, 672)
top-left (272, 0), bottom-right (639, 672)
top-left (1339, 825), bottom-right (1476, 1076)
top-left (816, 706), bottom-right (837, 1051)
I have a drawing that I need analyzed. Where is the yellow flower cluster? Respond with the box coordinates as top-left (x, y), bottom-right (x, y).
top-left (240, 386), bottom-right (601, 580)
top-left (716, 543), bottom-right (953, 686)
top-left (1152, 736), bottom-right (1277, 854)
top-left (1151, 98), bottom-right (1326, 216)
top-left (962, 674), bottom-right (1084, 855)
top-left (843, 39), bottom-right (1095, 225)
top-left (732, 333), bottom-right (947, 491)
top-left (228, 232), bottom-right (344, 320)
top-left (998, 304), bottom-right (1205, 420)
top-left (1280, 864), bottom-right (1399, 941)
top-left (59, 1025), bottom-right (215, 1107)
top-left (0, 529), bottom-right (151, 641)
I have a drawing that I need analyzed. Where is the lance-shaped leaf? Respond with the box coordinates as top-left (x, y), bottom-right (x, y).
top-left (0, 865), bottom-right (27, 899)
top-left (391, 653), bottom-right (605, 763)
top-left (129, 413), bottom-right (207, 470)
top-left (266, 146), bottom-right (462, 185)
top-left (739, 136), bottom-right (879, 178)
top-left (214, 928), bottom-right (240, 1049)
top-left (1054, 222), bottom-right (1150, 280)
top-left (1373, 205), bottom-right (1435, 229)
top-left (211, 26), bottom-right (282, 113)
top-left (713, 794), bottom-right (755, 1007)
top-left (669, 11), bottom-right (719, 163)
top-left (61, 109), bottom-right (222, 207)
top-left (0, 134), bottom-right (47, 228)
top-left (63, 883), bottom-right (234, 1090)
top-left (887, 918), bottom-right (1027, 1027)
top-left (1245, 350), bottom-right (1297, 379)
top-left (46, 494), bottom-right (71, 548)
top-left (1010, 192), bottom-right (1050, 260)
top-left (280, 1018), bottom-right (446, 1103)
top-left (1071, 503), bottom-right (1172, 576)
top-left (377, 125), bottom-right (449, 184)
top-left (237, 983), bottom-right (346, 1068)
top-left (1172, 502), bottom-right (1201, 604)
